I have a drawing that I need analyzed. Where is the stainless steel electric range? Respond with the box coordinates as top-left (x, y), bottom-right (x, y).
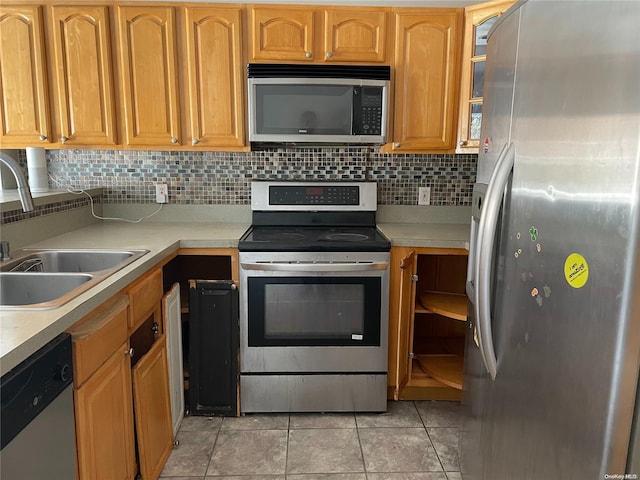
top-left (238, 181), bottom-right (390, 413)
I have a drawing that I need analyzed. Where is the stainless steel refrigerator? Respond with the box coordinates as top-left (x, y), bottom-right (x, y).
top-left (461, 1), bottom-right (640, 478)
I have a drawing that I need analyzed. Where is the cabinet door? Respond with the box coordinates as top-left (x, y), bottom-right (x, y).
top-left (389, 10), bottom-right (463, 152)
top-left (132, 334), bottom-right (173, 480)
top-left (457, 0), bottom-right (514, 152)
top-left (249, 6), bottom-right (315, 61)
top-left (323, 9), bottom-right (387, 63)
top-left (117, 6), bottom-right (180, 146)
top-left (50, 6), bottom-right (116, 146)
top-left (0, 5), bottom-right (50, 147)
top-left (74, 342), bottom-right (136, 480)
top-left (185, 7), bottom-right (244, 148)
top-left (388, 248), bottom-right (416, 400)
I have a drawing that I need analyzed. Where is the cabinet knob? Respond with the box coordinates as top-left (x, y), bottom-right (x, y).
top-left (39, 134), bottom-right (47, 141)
top-left (305, 52), bottom-right (312, 59)
top-left (394, 142), bottom-right (401, 148)
top-left (171, 137), bottom-right (178, 144)
top-left (326, 51), bottom-right (333, 58)
top-left (61, 136), bottom-right (69, 143)
top-left (126, 347), bottom-right (134, 358)
top-left (192, 138), bottom-right (200, 145)
top-left (152, 322), bottom-right (159, 334)
top-left (459, 140), bottom-right (468, 147)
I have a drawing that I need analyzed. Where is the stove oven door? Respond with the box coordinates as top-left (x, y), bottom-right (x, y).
top-left (239, 252), bottom-right (389, 374)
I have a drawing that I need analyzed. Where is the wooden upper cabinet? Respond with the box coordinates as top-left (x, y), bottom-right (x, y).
top-left (249, 6), bottom-right (315, 62)
top-left (185, 7), bottom-right (244, 148)
top-left (323, 9), bottom-right (387, 63)
top-left (386, 9), bottom-right (463, 153)
top-left (49, 6), bottom-right (116, 146)
top-left (117, 6), bottom-right (181, 146)
top-left (249, 6), bottom-right (388, 63)
top-left (0, 5), bottom-right (50, 147)
top-left (457, 0), bottom-right (514, 153)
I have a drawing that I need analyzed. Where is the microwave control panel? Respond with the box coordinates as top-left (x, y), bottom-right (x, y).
top-left (353, 87), bottom-right (383, 136)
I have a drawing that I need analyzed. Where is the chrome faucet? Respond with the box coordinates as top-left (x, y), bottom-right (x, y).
top-left (0, 152), bottom-right (34, 212)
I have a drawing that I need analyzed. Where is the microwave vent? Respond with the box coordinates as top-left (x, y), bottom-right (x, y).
top-left (247, 64), bottom-right (390, 81)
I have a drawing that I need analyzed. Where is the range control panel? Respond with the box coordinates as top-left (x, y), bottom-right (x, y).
top-left (269, 185), bottom-right (359, 206)
top-left (251, 182), bottom-right (378, 211)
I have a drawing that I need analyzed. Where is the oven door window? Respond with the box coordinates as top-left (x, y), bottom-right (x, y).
top-left (247, 277), bottom-right (381, 346)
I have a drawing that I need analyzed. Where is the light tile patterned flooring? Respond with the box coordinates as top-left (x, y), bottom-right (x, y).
top-left (160, 400), bottom-right (462, 480)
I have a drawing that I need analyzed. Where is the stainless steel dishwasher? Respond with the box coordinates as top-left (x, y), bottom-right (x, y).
top-left (0, 333), bottom-right (76, 479)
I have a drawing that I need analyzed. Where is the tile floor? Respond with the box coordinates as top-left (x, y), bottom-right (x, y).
top-left (160, 400), bottom-right (462, 480)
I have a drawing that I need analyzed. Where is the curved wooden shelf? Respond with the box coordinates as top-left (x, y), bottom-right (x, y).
top-left (419, 291), bottom-right (468, 321)
top-left (416, 354), bottom-right (463, 390)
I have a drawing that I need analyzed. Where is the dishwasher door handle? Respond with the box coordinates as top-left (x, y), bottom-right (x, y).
top-left (240, 261), bottom-right (389, 272)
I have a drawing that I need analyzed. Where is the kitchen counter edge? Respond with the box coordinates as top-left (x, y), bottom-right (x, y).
top-left (1, 220), bottom-right (470, 376)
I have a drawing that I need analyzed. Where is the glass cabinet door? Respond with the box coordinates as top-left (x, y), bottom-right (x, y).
top-left (457, 0), bottom-right (515, 152)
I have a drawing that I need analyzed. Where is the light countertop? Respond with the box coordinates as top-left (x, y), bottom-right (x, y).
top-left (0, 222), bottom-right (249, 376)
top-left (377, 222), bottom-right (470, 250)
top-left (1, 220), bottom-right (469, 376)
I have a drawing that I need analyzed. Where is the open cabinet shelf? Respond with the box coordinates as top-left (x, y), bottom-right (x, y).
top-left (418, 291), bottom-right (468, 321)
top-left (416, 354), bottom-right (464, 389)
top-left (390, 247), bottom-right (468, 401)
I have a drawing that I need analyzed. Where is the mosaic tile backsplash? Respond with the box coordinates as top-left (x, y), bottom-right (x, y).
top-left (5, 148), bottom-right (476, 221)
top-left (43, 148), bottom-right (476, 204)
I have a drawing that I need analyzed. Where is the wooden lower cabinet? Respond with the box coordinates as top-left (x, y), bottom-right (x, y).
top-left (74, 341), bottom-right (136, 480)
top-left (132, 334), bottom-right (173, 480)
top-left (70, 266), bottom-right (173, 479)
top-left (388, 246), bottom-right (468, 401)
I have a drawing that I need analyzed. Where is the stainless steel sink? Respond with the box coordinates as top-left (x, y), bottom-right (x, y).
top-left (0, 272), bottom-right (93, 307)
top-left (0, 248), bottom-right (149, 310)
top-left (1, 249), bottom-right (147, 273)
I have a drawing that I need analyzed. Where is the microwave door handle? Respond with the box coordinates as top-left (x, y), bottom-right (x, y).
top-left (240, 261), bottom-right (389, 272)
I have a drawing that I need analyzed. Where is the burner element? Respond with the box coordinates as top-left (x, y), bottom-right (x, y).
top-left (322, 233), bottom-right (370, 242)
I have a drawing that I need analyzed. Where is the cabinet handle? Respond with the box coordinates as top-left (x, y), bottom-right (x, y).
top-left (192, 138), bottom-right (199, 145)
top-left (171, 137), bottom-right (178, 144)
top-left (39, 135), bottom-right (47, 141)
top-left (126, 347), bottom-right (134, 358)
top-left (394, 142), bottom-right (401, 148)
top-left (152, 322), bottom-right (159, 334)
top-left (305, 52), bottom-right (312, 59)
top-left (326, 51), bottom-right (333, 58)
top-left (61, 136), bottom-right (68, 143)
top-left (459, 140), bottom-right (468, 147)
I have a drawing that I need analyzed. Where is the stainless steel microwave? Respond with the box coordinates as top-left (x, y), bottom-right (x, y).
top-left (247, 64), bottom-right (390, 145)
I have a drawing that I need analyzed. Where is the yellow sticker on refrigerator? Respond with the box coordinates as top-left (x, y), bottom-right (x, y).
top-left (564, 253), bottom-right (589, 288)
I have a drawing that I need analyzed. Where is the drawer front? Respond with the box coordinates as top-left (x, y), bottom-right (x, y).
top-left (69, 295), bottom-right (129, 387)
top-left (129, 268), bottom-right (163, 330)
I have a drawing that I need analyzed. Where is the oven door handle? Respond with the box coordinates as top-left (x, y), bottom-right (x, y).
top-left (240, 261), bottom-right (389, 272)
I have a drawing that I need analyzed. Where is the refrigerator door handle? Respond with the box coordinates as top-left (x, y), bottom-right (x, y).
top-left (474, 143), bottom-right (515, 380)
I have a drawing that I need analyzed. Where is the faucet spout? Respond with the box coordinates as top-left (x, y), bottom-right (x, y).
top-left (0, 152), bottom-right (35, 212)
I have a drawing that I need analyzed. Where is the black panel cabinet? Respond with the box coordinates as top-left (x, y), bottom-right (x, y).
top-left (189, 280), bottom-right (238, 416)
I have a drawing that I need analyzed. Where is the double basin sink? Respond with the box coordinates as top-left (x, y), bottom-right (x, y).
top-left (0, 249), bottom-right (149, 310)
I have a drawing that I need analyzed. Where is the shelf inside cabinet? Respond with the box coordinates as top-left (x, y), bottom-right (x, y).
top-left (418, 291), bottom-right (468, 321)
top-left (416, 354), bottom-right (463, 390)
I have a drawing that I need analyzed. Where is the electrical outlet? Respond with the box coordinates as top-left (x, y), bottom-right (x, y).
top-left (155, 184), bottom-right (168, 204)
top-left (418, 186), bottom-right (431, 206)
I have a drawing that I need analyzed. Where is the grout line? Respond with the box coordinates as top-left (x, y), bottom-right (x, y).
top-left (202, 416), bottom-right (223, 478)
top-left (284, 413), bottom-right (291, 479)
top-left (414, 400), bottom-right (449, 475)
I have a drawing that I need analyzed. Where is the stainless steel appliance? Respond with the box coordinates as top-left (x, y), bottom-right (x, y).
top-left (0, 333), bottom-right (76, 479)
top-left (461, 1), bottom-right (640, 478)
top-left (239, 181), bottom-right (390, 412)
top-left (247, 64), bottom-right (390, 145)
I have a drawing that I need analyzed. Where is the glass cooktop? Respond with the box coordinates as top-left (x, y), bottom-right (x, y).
top-left (238, 226), bottom-right (391, 252)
